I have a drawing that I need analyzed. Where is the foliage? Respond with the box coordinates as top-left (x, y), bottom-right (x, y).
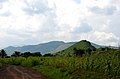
top-left (73, 47), bottom-right (85, 57)
top-left (11, 52), bottom-right (42, 58)
top-left (43, 53), bottom-right (53, 57)
top-left (56, 40), bottom-right (96, 56)
top-left (21, 57), bottom-right (41, 67)
top-left (0, 48), bottom-right (120, 79)
top-left (11, 51), bottom-right (21, 57)
top-left (0, 49), bottom-right (7, 58)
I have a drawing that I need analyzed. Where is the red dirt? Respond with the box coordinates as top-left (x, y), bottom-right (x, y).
top-left (0, 65), bottom-right (47, 79)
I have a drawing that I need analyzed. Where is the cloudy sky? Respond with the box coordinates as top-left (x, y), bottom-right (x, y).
top-left (0, 0), bottom-right (120, 48)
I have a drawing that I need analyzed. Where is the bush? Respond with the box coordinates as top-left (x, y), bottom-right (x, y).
top-left (21, 57), bottom-right (41, 67)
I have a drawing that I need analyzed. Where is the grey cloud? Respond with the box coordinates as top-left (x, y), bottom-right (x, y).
top-left (90, 6), bottom-right (116, 15)
top-left (0, 0), bottom-right (7, 3)
top-left (0, 11), bottom-right (11, 16)
top-left (72, 22), bottom-right (92, 33)
top-left (5, 26), bottom-right (33, 38)
top-left (0, 0), bottom-right (8, 10)
top-left (34, 12), bottom-right (57, 34)
top-left (108, 15), bottom-right (120, 37)
top-left (74, 0), bottom-right (81, 4)
top-left (23, 0), bottom-right (50, 15)
top-left (36, 8), bottom-right (57, 33)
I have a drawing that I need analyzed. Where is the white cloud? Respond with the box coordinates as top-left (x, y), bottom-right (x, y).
top-left (72, 22), bottom-right (92, 33)
top-left (80, 31), bottom-right (120, 46)
top-left (0, 0), bottom-right (120, 48)
top-left (90, 6), bottom-right (116, 15)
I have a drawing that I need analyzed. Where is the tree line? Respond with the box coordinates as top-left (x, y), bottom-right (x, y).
top-left (0, 49), bottom-right (54, 58)
top-left (11, 51), bottom-right (42, 57)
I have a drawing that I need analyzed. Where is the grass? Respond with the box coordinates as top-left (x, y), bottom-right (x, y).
top-left (33, 65), bottom-right (72, 79)
top-left (0, 49), bottom-right (120, 79)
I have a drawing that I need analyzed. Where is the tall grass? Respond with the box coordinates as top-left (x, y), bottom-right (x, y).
top-left (0, 49), bottom-right (120, 79)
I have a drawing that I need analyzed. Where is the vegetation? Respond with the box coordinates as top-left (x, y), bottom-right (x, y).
top-left (11, 52), bottom-right (42, 57)
top-left (57, 40), bottom-right (96, 56)
top-left (0, 49), bottom-right (7, 58)
top-left (0, 40), bottom-right (120, 79)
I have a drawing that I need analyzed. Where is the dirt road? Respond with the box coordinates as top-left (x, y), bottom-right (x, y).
top-left (0, 65), bottom-right (47, 79)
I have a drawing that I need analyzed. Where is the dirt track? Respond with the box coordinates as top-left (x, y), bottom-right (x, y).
top-left (0, 65), bottom-right (47, 79)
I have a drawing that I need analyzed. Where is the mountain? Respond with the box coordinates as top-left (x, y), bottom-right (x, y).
top-left (3, 40), bottom-right (117, 55)
top-left (91, 43), bottom-right (118, 49)
top-left (57, 40), bottom-right (96, 56)
top-left (4, 41), bottom-right (75, 55)
top-left (91, 43), bottom-right (102, 48)
top-left (51, 42), bottom-right (76, 53)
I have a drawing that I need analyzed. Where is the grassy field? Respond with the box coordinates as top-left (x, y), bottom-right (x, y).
top-left (0, 49), bottom-right (120, 79)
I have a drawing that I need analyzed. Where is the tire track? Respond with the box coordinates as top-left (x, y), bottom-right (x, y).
top-left (18, 66), bottom-right (43, 78)
top-left (0, 65), bottom-right (47, 79)
top-left (14, 66), bottom-right (33, 79)
top-left (6, 65), bottom-right (22, 79)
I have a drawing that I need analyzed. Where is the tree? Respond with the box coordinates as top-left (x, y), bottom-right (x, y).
top-left (32, 52), bottom-right (42, 57)
top-left (11, 51), bottom-right (21, 57)
top-left (73, 47), bottom-right (78, 56)
top-left (43, 53), bottom-right (53, 57)
top-left (0, 49), bottom-right (7, 58)
top-left (86, 48), bottom-right (92, 54)
top-left (15, 51), bottom-right (21, 57)
top-left (11, 53), bottom-right (16, 57)
top-left (73, 48), bottom-right (84, 57)
top-left (22, 52), bottom-right (31, 58)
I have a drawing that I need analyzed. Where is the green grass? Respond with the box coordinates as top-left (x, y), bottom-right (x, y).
top-left (33, 65), bottom-right (72, 79)
top-left (0, 49), bottom-right (120, 79)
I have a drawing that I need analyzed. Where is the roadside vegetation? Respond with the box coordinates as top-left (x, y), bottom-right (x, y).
top-left (0, 40), bottom-right (120, 79)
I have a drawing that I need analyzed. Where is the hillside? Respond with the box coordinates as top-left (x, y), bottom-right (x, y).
top-left (57, 40), bottom-right (96, 56)
top-left (51, 42), bottom-right (76, 53)
top-left (4, 41), bottom-right (75, 55)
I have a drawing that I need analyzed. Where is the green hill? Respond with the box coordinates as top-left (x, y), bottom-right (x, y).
top-left (57, 40), bottom-right (96, 56)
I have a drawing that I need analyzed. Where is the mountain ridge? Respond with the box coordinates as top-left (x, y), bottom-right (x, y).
top-left (3, 41), bottom-right (118, 55)
top-left (4, 41), bottom-right (73, 55)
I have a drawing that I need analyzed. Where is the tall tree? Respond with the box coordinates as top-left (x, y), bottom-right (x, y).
top-left (0, 49), bottom-right (7, 58)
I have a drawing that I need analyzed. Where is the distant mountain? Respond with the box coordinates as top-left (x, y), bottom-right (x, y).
top-left (57, 40), bottom-right (96, 56)
top-left (51, 42), bottom-right (76, 53)
top-left (4, 41), bottom-right (75, 55)
top-left (91, 43), bottom-right (102, 48)
top-left (91, 43), bottom-right (118, 49)
top-left (3, 40), bottom-right (118, 55)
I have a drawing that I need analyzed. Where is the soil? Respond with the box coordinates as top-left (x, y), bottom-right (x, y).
top-left (0, 65), bottom-right (47, 79)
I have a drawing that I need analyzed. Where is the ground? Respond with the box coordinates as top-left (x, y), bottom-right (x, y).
top-left (0, 65), bottom-right (47, 79)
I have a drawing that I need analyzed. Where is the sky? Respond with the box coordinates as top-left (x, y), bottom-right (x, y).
top-left (0, 0), bottom-right (120, 48)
